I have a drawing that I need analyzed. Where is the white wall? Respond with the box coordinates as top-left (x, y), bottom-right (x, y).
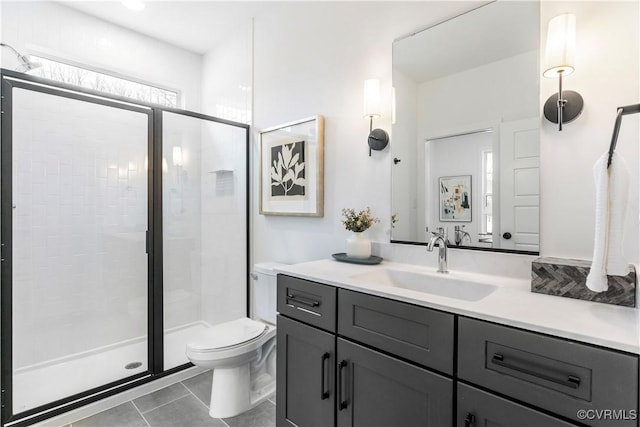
top-left (200, 22), bottom-right (253, 320)
top-left (390, 69), bottom-right (418, 241)
top-left (201, 22), bottom-right (253, 124)
top-left (0, 1), bottom-right (203, 110)
top-left (540, 1), bottom-right (639, 264)
top-left (410, 51), bottom-right (538, 245)
top-left (251, 1), bottom-right (481, 264)
top-left (418, 51), bottom-right (539, 134)
top-left (252, 1), bottom-right (639, 270)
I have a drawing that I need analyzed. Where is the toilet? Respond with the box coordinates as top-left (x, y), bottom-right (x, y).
top-left (185, 262), bottom-right (282, 418)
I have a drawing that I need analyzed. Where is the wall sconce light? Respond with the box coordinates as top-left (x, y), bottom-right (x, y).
top-left (363, 78), bottom-right (389, 156)
top-left (543, 13), bottom-right (584, 131)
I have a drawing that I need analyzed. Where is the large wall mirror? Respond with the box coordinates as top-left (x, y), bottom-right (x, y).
top-left (391, 0), bottom-right (540, 253)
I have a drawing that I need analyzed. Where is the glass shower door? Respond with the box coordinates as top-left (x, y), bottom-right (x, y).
top-left (162, 111), bottom-right (248, 370)
top-left (8, 85), bottom-right (151, 413)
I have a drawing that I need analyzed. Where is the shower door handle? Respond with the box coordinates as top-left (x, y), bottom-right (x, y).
top-left (145, 230), bottom-right (149, 254)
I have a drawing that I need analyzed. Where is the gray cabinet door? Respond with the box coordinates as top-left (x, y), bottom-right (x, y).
top-left (457, 383), bottom-right (577, 427)
top-left (277, 315), bottom-right (335, 427)
top-left (336, 338), bottom-right (452, 427)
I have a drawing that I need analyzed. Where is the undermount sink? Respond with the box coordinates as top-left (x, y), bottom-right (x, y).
top-left (350, 268), bottom-right (497, 302)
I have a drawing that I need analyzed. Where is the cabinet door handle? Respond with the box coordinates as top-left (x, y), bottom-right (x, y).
top-left (464, 413), bottom-right (476, 427)
top-left (320, 352), bottom-right (330, 400)
top-left (286, 293), bottom-right (320, 308)
top-left (491, 353), bottom-right (581, 389)
top-left (338, 360), bottom-right (348, 410)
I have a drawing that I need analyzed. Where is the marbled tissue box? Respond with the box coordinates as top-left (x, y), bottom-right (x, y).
top-left (531, 257), bottom-right (636, 307)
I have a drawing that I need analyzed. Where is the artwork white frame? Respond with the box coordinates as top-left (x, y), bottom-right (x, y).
top-left (259, 115), bottom-right (324, 216)
top-left (439, 175), bottom-right (472, 222)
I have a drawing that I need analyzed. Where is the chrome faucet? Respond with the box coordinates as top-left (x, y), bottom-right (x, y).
top-left (454, 225), bottom-right (471, 246)
top-left (427, 228), bottom-right (449, 273)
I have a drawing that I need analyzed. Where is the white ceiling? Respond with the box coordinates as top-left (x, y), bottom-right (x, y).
top-left (393, 1), bottom-right (539, 83)
top-left (62, 1), bottom-right (272, 54)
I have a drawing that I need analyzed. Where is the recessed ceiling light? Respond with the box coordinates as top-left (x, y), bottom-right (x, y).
top-left (121, 0), bottom-right (145, 11)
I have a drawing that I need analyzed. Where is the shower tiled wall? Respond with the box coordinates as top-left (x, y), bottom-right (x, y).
top-left (12, 88), bottom-right (149, 368)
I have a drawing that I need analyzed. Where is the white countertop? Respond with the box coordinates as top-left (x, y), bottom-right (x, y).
top-left (276, 259), bottom-right (640, 354)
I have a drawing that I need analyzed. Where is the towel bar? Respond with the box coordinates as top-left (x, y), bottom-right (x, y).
top-left (607, 103), bottom-right (640, 168)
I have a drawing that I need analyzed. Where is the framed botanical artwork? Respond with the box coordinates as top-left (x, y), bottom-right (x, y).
top-left (439, 175), bottom-right (471, 222)
top-left (259, 115), bottom-right (324, 216)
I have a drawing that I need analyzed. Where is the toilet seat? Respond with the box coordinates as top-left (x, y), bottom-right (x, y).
top-left (188, 318), bottom-right (267, 352)
top-left (186, 318), bottom-right (276, 362)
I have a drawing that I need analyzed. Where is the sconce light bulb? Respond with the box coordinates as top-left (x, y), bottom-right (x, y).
top-left (363, 78), bottom-right (382, 118)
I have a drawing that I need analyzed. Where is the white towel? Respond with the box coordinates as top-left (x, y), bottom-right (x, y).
top-left (586, 152), bottom-right (629, 292)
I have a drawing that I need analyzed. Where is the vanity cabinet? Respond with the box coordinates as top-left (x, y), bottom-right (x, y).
top-left (276, 275), bottom-right (453, 427)
top-left (277, 274), bottom-right (639, 427)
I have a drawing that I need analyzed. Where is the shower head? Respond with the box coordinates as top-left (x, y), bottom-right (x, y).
top-left (0, 42), bottom-right (42, 72)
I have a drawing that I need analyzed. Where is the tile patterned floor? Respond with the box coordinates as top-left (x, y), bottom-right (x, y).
top-left (68, 371), bottom-right (276, 427)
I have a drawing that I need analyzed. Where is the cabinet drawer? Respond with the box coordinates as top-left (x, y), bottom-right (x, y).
top-left (338, 289), bottom-right (454, 374)
top-left (458, 317), bottom-right (639, 426)
top-left (457, 383), bottom-right (577, 427)
top-left (277, 275), bottom-right (337, 333)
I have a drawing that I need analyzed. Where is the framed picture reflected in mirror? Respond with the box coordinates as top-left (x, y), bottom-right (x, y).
top-left (439, 175), bottom-right (471, 222)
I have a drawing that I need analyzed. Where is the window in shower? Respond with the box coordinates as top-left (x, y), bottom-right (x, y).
top-left (8, 85), bottom-right (151, 413)
top-left (162, 111), bottom-right (248, 370)
top-left (27, 55), bottom-right (179, 107)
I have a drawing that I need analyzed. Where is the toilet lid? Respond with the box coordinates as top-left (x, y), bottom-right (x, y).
top-left (187, 318), bottom-right (267, 351)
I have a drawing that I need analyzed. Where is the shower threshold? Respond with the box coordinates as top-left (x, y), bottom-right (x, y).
top-left (12, 321), bottom-right (210, 414)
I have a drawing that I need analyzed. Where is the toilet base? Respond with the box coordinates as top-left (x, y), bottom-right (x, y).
top-left (208, 365), bottom-right (275, 418)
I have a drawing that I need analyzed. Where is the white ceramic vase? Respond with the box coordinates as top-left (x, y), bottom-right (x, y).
top-left (346, 232), bottom-right (371, 259)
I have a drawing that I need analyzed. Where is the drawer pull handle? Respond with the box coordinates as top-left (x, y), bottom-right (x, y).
top-left (338, 360), bottom-right (348, 410)
top-left (464, 413), bottom-right (476, 427)
top-left (491, 353), bottom-right (581, 389)
top-left (321, 352), bottom-right (330, 399)
top-left (287, 294), bottom-right (320, 308)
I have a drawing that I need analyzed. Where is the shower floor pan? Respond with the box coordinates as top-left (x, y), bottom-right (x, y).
top-left (12, 321), bottom-right (210, 414)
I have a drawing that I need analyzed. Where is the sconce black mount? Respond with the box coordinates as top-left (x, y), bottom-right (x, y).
top-left (544, 90), bottom-right (584, 129)
top-left (367, 117), bottom-right (389, 156)
top-left (543, 70), bottom-right (584, 131)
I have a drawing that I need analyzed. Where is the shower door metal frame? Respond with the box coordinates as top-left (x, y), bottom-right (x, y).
top-left (0, 69), bottom-right (251, 427)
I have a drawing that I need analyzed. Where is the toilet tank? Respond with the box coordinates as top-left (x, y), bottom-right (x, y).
top-left (252, 262), bottom-right (285, 325)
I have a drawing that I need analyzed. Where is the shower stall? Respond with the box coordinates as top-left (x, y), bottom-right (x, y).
top-left (0, 70), bottom-right (249, 426)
